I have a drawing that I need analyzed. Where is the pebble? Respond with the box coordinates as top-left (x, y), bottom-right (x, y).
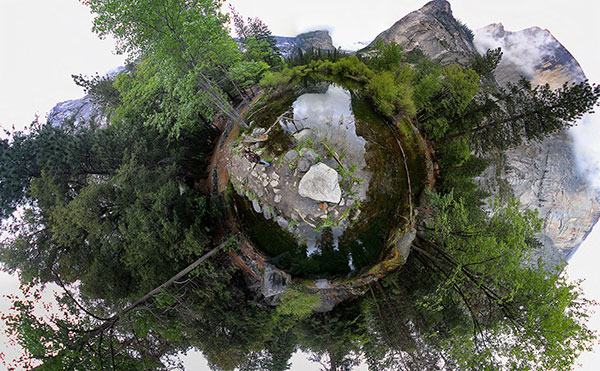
top-left (252, 199), bottom-right (262, 213)
top-left (270, 180), bottom-right (279, 188)
top-left (276, 216), bottom-right (288, 228)
top-left (274, 194), bottom-right (282, 203)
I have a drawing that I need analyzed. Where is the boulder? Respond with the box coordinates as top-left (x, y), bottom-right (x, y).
top-left (298, 149), bottom-right (319, 172)
top-left (283, 149), bottom-right (298, 164)
top-left (298, 163), bottom-right (342, 203)
top-left (261, 263), bottom-right (291, 298)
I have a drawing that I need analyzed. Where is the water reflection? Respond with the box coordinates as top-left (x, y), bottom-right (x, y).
top-left (286, 84), bottom-right (368, 179)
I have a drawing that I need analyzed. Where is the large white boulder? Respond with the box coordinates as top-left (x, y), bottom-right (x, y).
top-left (298, 163), bottom-right (341, 203)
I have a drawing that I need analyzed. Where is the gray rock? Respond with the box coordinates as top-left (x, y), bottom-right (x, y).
top-left (472, 24), bottom-right (599, 266)
top-left (261, 263), bottom-right (291, 298)
top-left (298, 149), bottom-right (319, 172)
top-left (270, 180), bottom-right (279, 188)
top-left (276, 216), bottom-right (289, 229)
top-left (365, 0), bottom-right (477, 66)
top-left (283, 149), bottom-right (298, 164)
top-left (298, 163), bottom-right (342, 203)
top-left (252, 127), bottom-right (266, 136)
top-left (296, 30), bottom-right (335, 52)
top-left (263, 206), bottom-right (273, 220)
top-left (293, 128), bottom-right (312, 141)
top-left (274, 194), bottom-right (282, 203)
top-left (252, 198), bottom-right (262, 213)
top-left (315, 279), bottom-right (330, 289)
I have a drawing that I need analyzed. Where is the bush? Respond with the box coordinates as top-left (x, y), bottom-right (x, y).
top-left (276, 285), bottom-right (321, 319)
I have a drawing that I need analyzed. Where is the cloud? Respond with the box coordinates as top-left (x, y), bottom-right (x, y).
top-left (569, 114), bottom-right (600, 190)
top-left (474, 25), bottom-right (556, 79)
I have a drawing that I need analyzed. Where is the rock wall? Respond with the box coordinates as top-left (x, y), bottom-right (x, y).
top-left (275, 30), bottom-right (336, 59)
top-left (366, 0), bottom-right (477, 65)
top-left (47, 95), bottom-right (108, 128)
top-left (366, 0), bottom-right (600, 266)
top-left (473, 24), bottom-right (600, 266)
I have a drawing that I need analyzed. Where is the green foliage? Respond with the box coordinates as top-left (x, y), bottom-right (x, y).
top-left (469, 47), bottom-right (503, 78)
top-left (230, 6), bottom-right (283, 68)
top-left (411, 191), bottom-right (596, 369)
top-left (72, 72), bottom-right (121, 110)
top-left (415, 62), bottom-right (480, 140)
top-left (468, 78), bottom-right (600, 151)
top-left (456, 18), bottom-right (475, 42)
top-left (276, 285), bottom-right (321, 319)
top-left (366, 67), bottom-right (416, 117)
top-left (83, 0), bottom-right (250, 133)
top-left (365, 39), bottom-right (404, 72)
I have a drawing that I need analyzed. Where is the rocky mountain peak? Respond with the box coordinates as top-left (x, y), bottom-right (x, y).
top-left (274, 30), bottom-right (336, 59)
top-left (295, 30), bottom-right (335, 51)
top-left (420, 0), bottom-right (452, 15)
top-left (474, 24), bottom-right (585, 89)
top-left (366, 0), bottom-right (476, 65)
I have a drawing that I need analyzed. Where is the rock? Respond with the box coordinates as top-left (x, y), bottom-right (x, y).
top-left (474, 23), bottom-right (585, 90)
top-left (252, 198), bottom-right (262, 213)
top-left (472, 24), bottom-right (599, 266)
top-left (276, 216), bottom-right (289, 228)
top-left (315, 279), bottom-right (330, 289)
top-left (319, 202), bottom-right (328, 210)
top-left (293, 128), bottom-right (312, 141)
top-left (391, 228), bottom-right (416, 265)
top-left (283, 149), bottom-right (298, 164)
top-left (263, 206), bottom-right (273, 220)
top-left (298, 163), bottom-right (342, 203)
top-left (272, 172), bottom-right (280, 181)
top-left (261, 263), bottom-right (291, 298)
top-left (270, 180), bottom-right (279, 188)
top-left (274, 194), bottom-right (282, 203)
top-left (252, 127), bottom-right (266, 136)
top-left (275, 31), bottom-right (336, 59)
top-left (262, 179), bottom-right (269, 187)
top-left (365, 0), bottom-right (476, 66)
top-left (364, 0), bottom-right (600, 267)
top-left (298, 149), bottom-right (319, 172)
top-left (48, 95), bottom-right (108, 128)
top-left (296, 30), bottom-right (335, 52)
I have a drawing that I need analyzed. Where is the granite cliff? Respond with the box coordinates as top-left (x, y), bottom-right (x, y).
top-left (274, 30), bottom-right (336, 59)
top-left (368, 0), bottom-right (599, 266)
top-left (366, 0), bottom-right (477, 65)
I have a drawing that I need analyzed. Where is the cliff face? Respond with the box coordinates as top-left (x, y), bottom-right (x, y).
top-left (473, 24), bottom-right (599, 266)
top-left (366, 0), bottom-right (477, 65)
top-left (275, 30), bottom-right (335, 59)
top-left (47, 95), bottom-right (107, 127)
top-left (474, 23), bottom-right (585, 89)
top-left (367, 0), bottom-right (599, 266)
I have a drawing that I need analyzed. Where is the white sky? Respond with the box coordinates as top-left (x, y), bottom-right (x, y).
top-left (1, 0), bottom-right (599, 370)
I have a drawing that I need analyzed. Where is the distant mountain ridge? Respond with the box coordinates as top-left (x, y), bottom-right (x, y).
top-left (274, 30), bottom-right (336, 59)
